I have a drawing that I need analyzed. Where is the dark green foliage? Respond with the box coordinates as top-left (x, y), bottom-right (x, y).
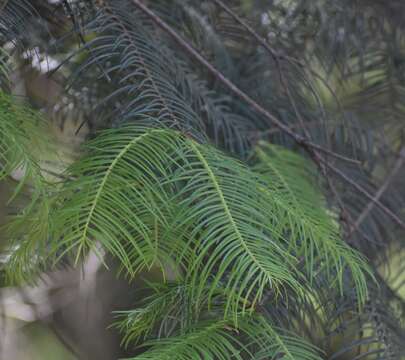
top-left (0, 0), bottom-right (404, 359)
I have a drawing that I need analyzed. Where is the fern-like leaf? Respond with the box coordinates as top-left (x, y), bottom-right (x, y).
top-left (49, 125), bottom-right (186, 276)
top-left (253, 142), bottom-right (371, 305)
top-left (173, 138), bottom-right (304, 319)
top-left (0, 91), bottom-right (51, 282)
top-left (128, 315), bottom-right (322, 360)
top-left (36, 125), bottom-right (369, 323)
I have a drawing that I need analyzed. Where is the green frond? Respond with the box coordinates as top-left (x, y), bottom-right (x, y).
top-left (0, 91), bottom-right (46, 193)
top-left (31, 124), bottom-right (371, 322)
top-left (1, 1), bottom-right (405, 359)
top-left (174, 138), bottom-right (305, 319)
top-left (115, 281), bottom-right (324, 360)
top-left (127, 320), bottom-right (246, 360)
top-left (69, 3), bottom-right (205, 137)
top-left (48, 125), bottom-right (187, 276)
top-left (64, 1), bottom-right (254, 153)
top-left (114, 279), bottom-right (248, 348)
top-left (126, 315), bottom-right (322, 360)
top-left (252, 317), bottom-right (323, 360)
top-left (4, 197), bottom-right (51, 283)
top-left (0, 91), bottom-right (52, 282)
top-left (252, 142), bottom-right (371, 305)
top-left (114, 282), bottom-right (194, 347)
top-left (46, 124), bottom-right (304, 312)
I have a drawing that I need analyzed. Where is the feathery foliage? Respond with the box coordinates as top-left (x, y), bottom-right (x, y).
top-left (253, 142), bottom-right (371, 303)
top-left (0, 91), bottom-right (52, 282)
top-left (0, 0), bottom-right (404, 359)
top-left (0, 91), bottom-right (47, 198)
top-left (29, 124), bottom-right (369, 323)
top-left (126, 317), bottom-right (323, 360)
top-left (115, 281), bottom-right (323, 360)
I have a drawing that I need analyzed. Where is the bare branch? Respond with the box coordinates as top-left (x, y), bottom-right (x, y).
top-left (322, 158), bottom-right (405, 230)
top-left (350, 148), bottom-right (405, 235)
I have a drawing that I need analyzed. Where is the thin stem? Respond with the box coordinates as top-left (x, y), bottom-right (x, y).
top-left (321, 158), bottom-right (405, 230)
top-left (130, 0), bottom-right (359, 165)
top-left (208, 1), bottom-right (404, 235)
top-left (350, 148), bottom-right (405, 235)
top-left (211, 0), bottom-right (383, 239)
top-left (129, 0), bottom-right (405, 231)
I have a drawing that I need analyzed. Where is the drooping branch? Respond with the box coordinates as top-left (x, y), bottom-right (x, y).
top-left (129, 0), bottom-right (359, 165)
top-left (129, 0), bottom-right (405, 232)
top-left (212, 0), bottom-right (311, 137)
top-left (211, 0), bottom-right (405, 237)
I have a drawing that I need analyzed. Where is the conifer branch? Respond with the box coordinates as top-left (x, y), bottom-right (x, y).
top-left (130, 0), bottom-right (359, 165)
top-left (130, 0), bottom-right (405, 231)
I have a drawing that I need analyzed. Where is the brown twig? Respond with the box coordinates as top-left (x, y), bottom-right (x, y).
top-left (211, 0), bottom-right (376, 239)
top-left (212, 0), bottom-right (309, 71)
top-left (213, 0), bottom-right (314, 140)
top-left (325, 173), bottom-right (377, 246)
top-left (320, 157), bottom-right (405, 230)
top-left (212, 0), bottom-right (279, 58)
top-left (212, 0), bottom-right (338, 123)
top-left (130, 0), bottom-right (359, 165)
top-left (129, 0), bottom-right (405, 231)
top-left (248, 120), bottom-right (337, 137)
top-left (207, 0), bottom-right (405, 232)
top-left (349, 148), bottom-right (405, 236)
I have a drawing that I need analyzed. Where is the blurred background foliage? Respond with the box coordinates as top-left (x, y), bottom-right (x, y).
top-left (0, 0), bottom-right (404, 359)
